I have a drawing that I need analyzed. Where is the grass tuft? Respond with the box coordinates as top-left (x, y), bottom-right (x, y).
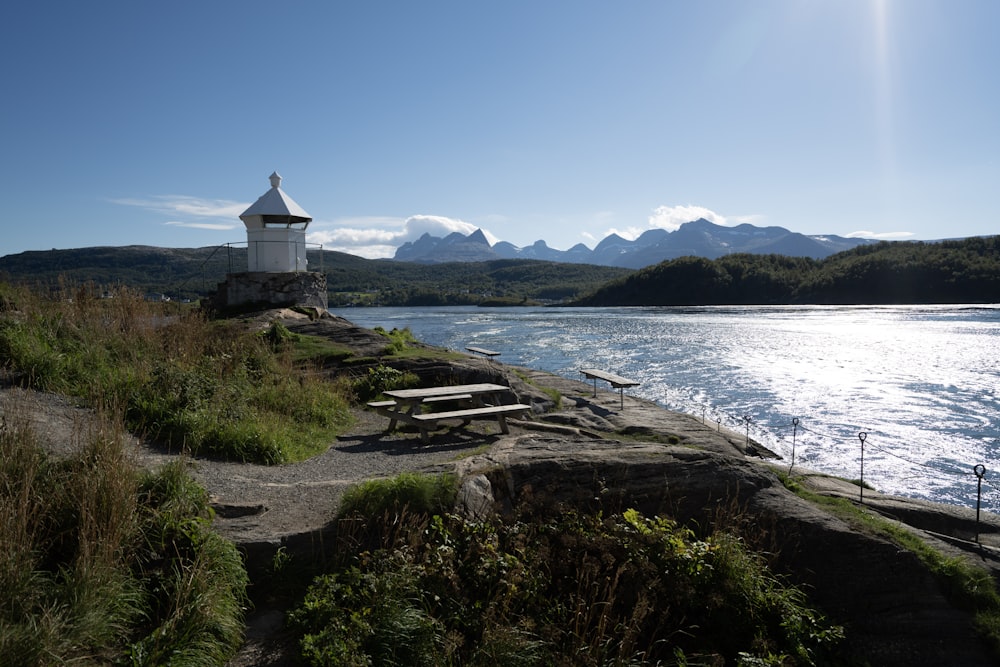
top-left (338, 472), bottom-right (459, 520)
top-left (0, 404), bottom-right (247, 665)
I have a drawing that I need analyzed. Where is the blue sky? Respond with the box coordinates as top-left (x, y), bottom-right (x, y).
top-left (3, 1), bottom-right (998, 259)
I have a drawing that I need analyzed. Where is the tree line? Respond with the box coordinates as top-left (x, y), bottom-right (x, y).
top-left (0, 246), bottom-right (631, 305)
top-left (572, 237), bottom-right (1000, 306)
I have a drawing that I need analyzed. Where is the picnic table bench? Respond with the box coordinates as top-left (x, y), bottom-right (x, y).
top-left (411, 404), bottom-right (531, 438)
top-left (366, 394), bottom-right (473, 410)
top-left (580, 368), bottom-right (640, 409)
top-left (368, 383), bottom-right (530, 442)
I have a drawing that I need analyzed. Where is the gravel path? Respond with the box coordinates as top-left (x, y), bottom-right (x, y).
top-left (0, 383), bottom-right (514, 542)
top-left (189, 406), bottom-right (507, 545)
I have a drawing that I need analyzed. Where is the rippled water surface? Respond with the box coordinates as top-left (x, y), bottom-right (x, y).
top-left (332, 305), bottom-right (1000, 511)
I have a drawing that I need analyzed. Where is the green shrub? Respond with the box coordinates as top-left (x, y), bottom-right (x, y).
top-left (125, 459), bottom-right (248, 665)
top-left (353, 364), bottom-right (420, 402)
top-left (259, 319), bottom-right (297, 350)
top-left (292, 501), bottom-right (843, 666)
top-left (373, 326), bottom-right (418, 354)
top-left (295, 564), bottom-right (443, 667)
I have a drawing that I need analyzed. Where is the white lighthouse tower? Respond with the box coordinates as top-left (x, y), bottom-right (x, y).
top-left (239, 171), bottom-right (312, 272)
top-left (209, 172), bottom-right (328, 314)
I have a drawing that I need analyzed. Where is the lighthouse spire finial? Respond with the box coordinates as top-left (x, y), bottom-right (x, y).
top-left (269, 171), bottom-right (282, 189)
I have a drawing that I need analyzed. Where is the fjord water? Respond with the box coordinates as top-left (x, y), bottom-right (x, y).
top-left (332, 305), bottom-right (1000, 512)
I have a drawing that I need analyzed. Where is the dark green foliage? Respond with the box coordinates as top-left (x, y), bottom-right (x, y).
top-left (575, 237), bottom-right (1000, 305)
top-left (352, 363), bottom-right (420, 402)
top-left (797, 237), bottom-right (1000, 303)
top-left (291, 476), bottom-right (844, 666)
top-left (327, 257), bottom-right (633, 307)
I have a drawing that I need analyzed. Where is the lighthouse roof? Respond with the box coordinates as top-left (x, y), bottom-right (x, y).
top-left (240, 172), bottom-right (312, 222)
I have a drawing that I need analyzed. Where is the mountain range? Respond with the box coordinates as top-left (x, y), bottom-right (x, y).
top-left (393, 218), bottom-right (877, 268)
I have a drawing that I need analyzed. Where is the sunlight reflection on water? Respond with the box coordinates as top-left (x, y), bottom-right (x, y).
top-left (333, 305), bottom-right (1000, 512)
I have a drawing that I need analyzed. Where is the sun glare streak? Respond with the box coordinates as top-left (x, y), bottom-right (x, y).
top-left (873, 0), bottom-right (897, 215)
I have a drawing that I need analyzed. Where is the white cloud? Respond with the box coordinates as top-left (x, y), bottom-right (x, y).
top-left (599, 204), bottom-right (752, 241)
top-left (647, 205), bottom-right (729, 232)
top-left (846, 230), bottom-right (915, 240)
top-left (307, 214), bottom-right (496, 259)
top-left (112, 195), bottom-right (248, 220)
top-left (115, 194), bottom-right (499, 256)
top-left (402, 214), bottom-right (476, 239)
top-left (603, 226), bottom-right (645, 241)
top-left (164, 221), bottom-right (238, 231)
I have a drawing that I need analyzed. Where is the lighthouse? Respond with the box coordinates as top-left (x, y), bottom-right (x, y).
top-left (239, 171), bottom-right (312, 272)
top-left (208, 172), bottom-right (328, 314)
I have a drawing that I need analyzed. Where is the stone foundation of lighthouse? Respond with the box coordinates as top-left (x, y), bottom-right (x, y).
top-left (210, 271), bottom-right (327, 313)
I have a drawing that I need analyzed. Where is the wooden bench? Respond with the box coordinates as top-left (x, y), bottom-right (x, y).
top-left (411, 403), bottom-right (532, 442)
top-left (580, 368), bottom-right (640, 409)
top-left (466, 345), bottom-right (501, 362)
top-left (366, 394), bottom-right (473, 410)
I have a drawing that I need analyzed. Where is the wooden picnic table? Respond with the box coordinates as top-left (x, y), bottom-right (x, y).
top-left (369, 383), bottom-right (530, 442)
top-left (580, 368), bottom-right (640, 410)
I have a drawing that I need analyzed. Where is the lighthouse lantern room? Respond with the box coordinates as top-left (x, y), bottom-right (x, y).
top-left (239, 172), bottom-right (312, 272)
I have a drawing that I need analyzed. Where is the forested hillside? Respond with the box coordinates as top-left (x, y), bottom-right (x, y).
top-left (572, 237), bottom-right (1000, 306)
top-left (0, 246), bottom-right (632, 306)
top-left (5, 237), bottom-right (998, 307)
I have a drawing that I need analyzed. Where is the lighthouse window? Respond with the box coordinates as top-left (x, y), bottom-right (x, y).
top-left (261, 215), bottom-right (307, 228)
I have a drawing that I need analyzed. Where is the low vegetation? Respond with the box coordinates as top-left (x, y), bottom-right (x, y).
top-left (0, 406), bottom-right (247, 665)
top-left (290, 473), bottom-right (844, 666)
top-left (0, 282), bottom-right (352, 463)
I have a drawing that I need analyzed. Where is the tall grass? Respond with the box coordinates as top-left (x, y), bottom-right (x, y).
top-left (0, 282), bottom-right (352, 463)
top-left (0, 402), bottom-right (248, 665)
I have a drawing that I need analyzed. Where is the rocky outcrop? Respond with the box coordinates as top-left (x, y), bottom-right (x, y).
top-left (452, 437), bottom-right (1000, 666)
